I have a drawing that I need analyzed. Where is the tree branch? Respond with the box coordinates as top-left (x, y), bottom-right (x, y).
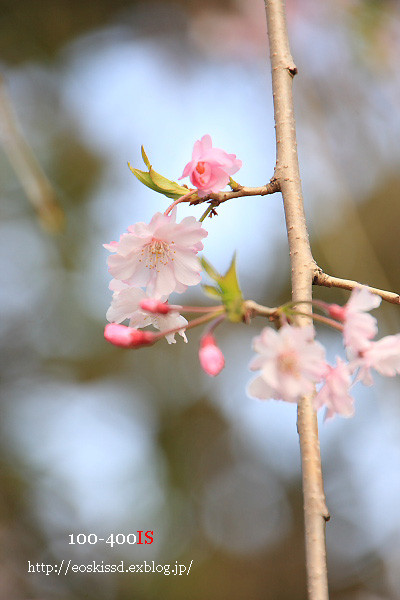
top-left (313, 267), bottom-right (400, 305)
top-left (265, 2), bottom-right (329, 598)
top-left (188, 178), bottom-right (281, 206)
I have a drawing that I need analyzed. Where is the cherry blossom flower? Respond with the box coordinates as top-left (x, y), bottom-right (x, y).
top-left (328, 286), bottom-right (381, 354)
top-left (199, 334), bottom-right (225, 376)
top-left (106, 281), bottom-right (187, 344)
top-left (354, 334), bottom-right (400, 386)
top-left (180, 134), bottom-right (242, 197)
top-left (105, 209), bottom-right (207, 298)
top-left (247, 324), bottom-right (327, 403)
top-left (314, 358), bottom-right (355, 420)
top-left (104, 323), bottom-right (155, 348)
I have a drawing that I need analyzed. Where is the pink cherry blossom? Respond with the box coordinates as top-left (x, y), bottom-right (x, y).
top-left (105, 208), bottom-right (207, 298)
top-left (328, 286), bottom-right (381, 354)
top-left (354, 334), bottom-right (400, 386)
top-left (314, 358), bottom-right (355, 420)
top-left (104, 323), bottom-right (155, 348)
top-left (247, 324), bottom-right (327, 403)
top-left (199, 334), bottom-right (225, 376)
top-left (180, 134), bottom-right (242, 197)
top-left (106, 281), bottom-right (187, 344)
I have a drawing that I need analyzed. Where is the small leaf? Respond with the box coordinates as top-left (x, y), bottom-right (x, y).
top-left (218, 253), bottom-right (240, 295)
top-left (201, 255), bottom-right (245, 323)
top-left (202, 284), bottom-right (222, 299)
top-left (229, 177), bottom-right (241, 190)
top-left (128, 163), bottom-right (189, 200)
top-left (149, 167), bottom-right (189, 196)
top-left (128, 165), bottom-right (160, 192)
top-left (141, 146), bottom-right (151, 169)
top-left (200, 257), bottom-right (221, 282)
top-left (216, 254), bottom-right (244, 323)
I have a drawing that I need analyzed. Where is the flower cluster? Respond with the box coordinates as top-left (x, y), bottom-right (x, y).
top-left (104, 135), bottom-right (240, 351)
top-left (104, 136), bottom-right (400, 421)
top-left (247, 287), bottom-right (400, 419)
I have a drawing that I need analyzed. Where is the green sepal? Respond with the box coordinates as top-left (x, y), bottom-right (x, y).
top-left (201, 254), bottom-right (245, 323)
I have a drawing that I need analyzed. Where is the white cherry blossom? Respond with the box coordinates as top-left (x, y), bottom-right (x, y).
top-left (314, 358), bottom-right (355, 420)
top-left (106, 209), bottom-right (207, 298)
top-left (328, 286), bottom-right (381, 354)
top-left (106, 281), bottom-right (187, 344)
top-left (247, 324), bottom-right (327, 403)
top-left (354, 334), bottom-right (400, 386)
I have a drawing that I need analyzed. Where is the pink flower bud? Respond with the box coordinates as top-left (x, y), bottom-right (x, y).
top-left (199, 334), bottom-right (225, 377)
top-left (104, 323), bottom-right (154, 348)
top-left (139, 298), bottom-right (172, 315)
top-left (327, 303), bottom-right (346, 321)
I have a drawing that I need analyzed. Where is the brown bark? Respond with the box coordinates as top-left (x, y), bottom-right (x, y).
top-left (264, 2), bottom-right (330, 598)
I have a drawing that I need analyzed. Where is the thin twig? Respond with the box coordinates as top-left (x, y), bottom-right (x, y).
top-left (313, 267), bottom-right (400, 305)
top-left (0, 75), bottom-right (64, 233)
top-left (243, 299), bottom-right (277, 318)
top-left (152, 309), bottom-right (225, 342)
top-left (288, 310), bottom-right (344, 332)
top-left (265, 2), bottom-right (329, 598)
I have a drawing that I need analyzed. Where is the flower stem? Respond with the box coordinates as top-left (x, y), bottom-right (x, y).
top-left (177, 305), bottom-right (224, 313)
top-left (287, 310), bottom-right (344, 332)
top-left (152, 309), bottom-right (225, 342)
top-left (164, 190), bottom-right (197, 216)
top-left (202, 313), bottom-right (226, 337)
top-left (199, 205), bottom-right (213, 222)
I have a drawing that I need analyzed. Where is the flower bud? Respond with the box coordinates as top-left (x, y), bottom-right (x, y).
top-left (104, 323), bottom-right (154, 348)
top-left (199, 334), bottom-right (225, 377)
top-left (139, 298), bottom-right (172, 315)
top-left (327, 303), bottom-right (346, 321)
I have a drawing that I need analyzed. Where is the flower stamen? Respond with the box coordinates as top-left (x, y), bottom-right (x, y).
top-left (142, 238), bottom-right (172, 270)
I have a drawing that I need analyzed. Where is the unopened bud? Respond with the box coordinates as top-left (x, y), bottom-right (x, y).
top-left (104, 323), bottom-right (155, 348)
top-left (327, 303), bottom-right (347, 322)
top-left (199, 334), bottom-right (225, 377)
top-left (139, 299), bottom-right (172, 315)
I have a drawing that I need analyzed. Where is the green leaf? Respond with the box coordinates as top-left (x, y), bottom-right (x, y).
top-left (201, 255), bottom-right (244, 323)
top-left (141, 145), bottom-right (151, 169)
top-left (217, 254), bottom-right (244, 322)
top-left (149, 167), bottom-right (189, 196)
top-left (202, 284), bottom-right (222, 299)
top-left (128, 163), bottom-right (189, 200)
top-left (128, 165), bottom-right (160, 192)
top-left (200, 257), bottom-right (221, 282)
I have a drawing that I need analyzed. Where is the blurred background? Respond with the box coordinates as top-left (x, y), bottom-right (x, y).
top-left (1, 0), bottom-right (400, 598)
